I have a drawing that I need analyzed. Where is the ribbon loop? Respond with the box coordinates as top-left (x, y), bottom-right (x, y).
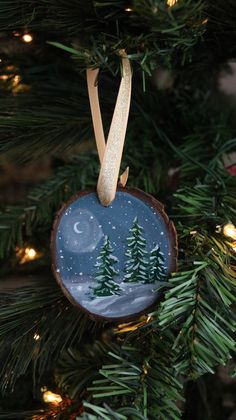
top-left (86, 52), bottom-right (132, 206)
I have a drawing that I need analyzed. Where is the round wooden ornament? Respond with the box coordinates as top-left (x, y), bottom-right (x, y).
top-left (51, 187), bottom-right (177, 322)
top-left (51, 52), bottom-right (178, 322)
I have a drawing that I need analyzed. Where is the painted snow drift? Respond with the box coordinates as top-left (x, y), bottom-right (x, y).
top-left (53, 190), bottom-right (175, 319)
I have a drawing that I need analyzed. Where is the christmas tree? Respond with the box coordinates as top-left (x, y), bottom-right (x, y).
top-left (123, 217), bottom-right (149, 283)
top-left (0, 1), bottom-right (236, 418)
top-left (146, 244), bottom-right (166, 284)
top-left (90, 236), bottom-right (121, 298)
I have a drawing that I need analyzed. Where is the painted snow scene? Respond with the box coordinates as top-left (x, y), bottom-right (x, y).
top-left (54, 191), bottom-right (174, 319)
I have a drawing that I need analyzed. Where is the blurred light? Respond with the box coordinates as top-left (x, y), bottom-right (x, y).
top-left (223, 223), bottom-right (236, 240)
top-left (143, 365), bottom-right (148, 375)
top-left (22, 33), bottom-right (33, 43)
top-left (215, 225), bottom-right (221, 233)
top-left (202, 18), bottom-right (208, 25)
top-left (231, 242), bottom-right (236, 252)
top-left (17, 246), bottom-right (39, 264)
top-left (26, 247), bottom-right (37, 259)
top-left (33, 333), bottom-right (40, 341)
top-left (12, 75), bottom-right (21, 86)
top-left (231, 242), bottom-right (236, 253)
top-left (125, 7), bottom-right (133, 12)
top-left (167, 0), bottom-right (177, 6)
top-left (43, 390), bottom-right (62, 405)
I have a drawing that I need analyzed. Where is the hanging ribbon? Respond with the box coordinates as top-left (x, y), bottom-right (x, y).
top-left (86, 51), bottom-right (132, 206)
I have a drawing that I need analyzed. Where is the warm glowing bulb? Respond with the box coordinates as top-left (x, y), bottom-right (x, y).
top-left (223, 223), bottom-right (236, 240)
top-left (26, 248), bottom-right (37, 259)
top-left (12, 75), bottom-right (21, 86)
top-left (34, 333), bottom-right (40, 341)
top-left (43, 391), bottom-right (62, 405)
top-left (125, 7), bottom-right (133, 12)
top-left (0, 75), bottom-right (8, 81)
top-left (167, 0), bottom-right (177, 6)
top-left (22, 33), bottom-right (33, 43)
top-left (231, 242), bottom-right (236, 253)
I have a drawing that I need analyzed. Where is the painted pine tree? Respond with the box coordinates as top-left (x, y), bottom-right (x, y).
top-left (123, 217), bottom-right (148, 283)
top-left (145, 244), bottom-right (166, 284)
top-left (90, 236), bottom-right (121, 298)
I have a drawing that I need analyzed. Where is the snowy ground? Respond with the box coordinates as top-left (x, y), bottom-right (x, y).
top-left (67, 277), bottom-right (164, 318)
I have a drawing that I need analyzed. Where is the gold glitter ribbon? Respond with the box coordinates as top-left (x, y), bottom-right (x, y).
top-left (86, 51), bottom-right (132, 206)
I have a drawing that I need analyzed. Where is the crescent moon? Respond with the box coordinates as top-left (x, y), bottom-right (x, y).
top-left (74, 222), bottom-right (83, 234)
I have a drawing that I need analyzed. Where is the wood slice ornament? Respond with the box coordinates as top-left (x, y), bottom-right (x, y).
top-left (51, 52), bottom-right (178, 322)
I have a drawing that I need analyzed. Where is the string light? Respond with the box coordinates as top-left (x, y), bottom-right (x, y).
top-left (22, 33), bottom-right (33, 43)
top-left (33, 333), bottom-right (40, 341)
top-left (143, 365), bottom-right (148, 375)
top-left (231, 242), bottom-right (236, 253)
top-left (223, 223), bottom-right (236, 240)
top-left (42, 390), bottom-right (62, 405)
top-left (0, 75), bottom-right (8, 81)
top-left (27, 248), bottom-right (37, 258)
top-left (125, 7), bottom-right (133, 12)
top-left (17, 246), bottom-right (39, 264)
top-left (215, 225), bottom-right (221, 233)
top-left (0, 71), bottom-right (21, 94)
top-left (167, 0), bottom-right (178, 6)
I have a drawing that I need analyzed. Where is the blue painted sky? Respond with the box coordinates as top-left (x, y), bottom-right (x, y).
top-left (55, 191), bottom-right (172, 283)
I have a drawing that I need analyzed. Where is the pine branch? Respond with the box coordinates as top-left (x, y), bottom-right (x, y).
top-left (0, 275), bottom-right (101, 393)
top-left (81, 402), bottom-right (146, 419)
top-left (56, 341), bottom-right (118, 399)
top-left (0, 156), bottom-right (98, 259)
top-left (0, 0), bottom-right (206, 73)
top-left (57, 336), bottom-right (183, 420)
top-left (0, 68), bottom-right (94, 160)
top-left (158, 235), bottom-right (236, 378)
